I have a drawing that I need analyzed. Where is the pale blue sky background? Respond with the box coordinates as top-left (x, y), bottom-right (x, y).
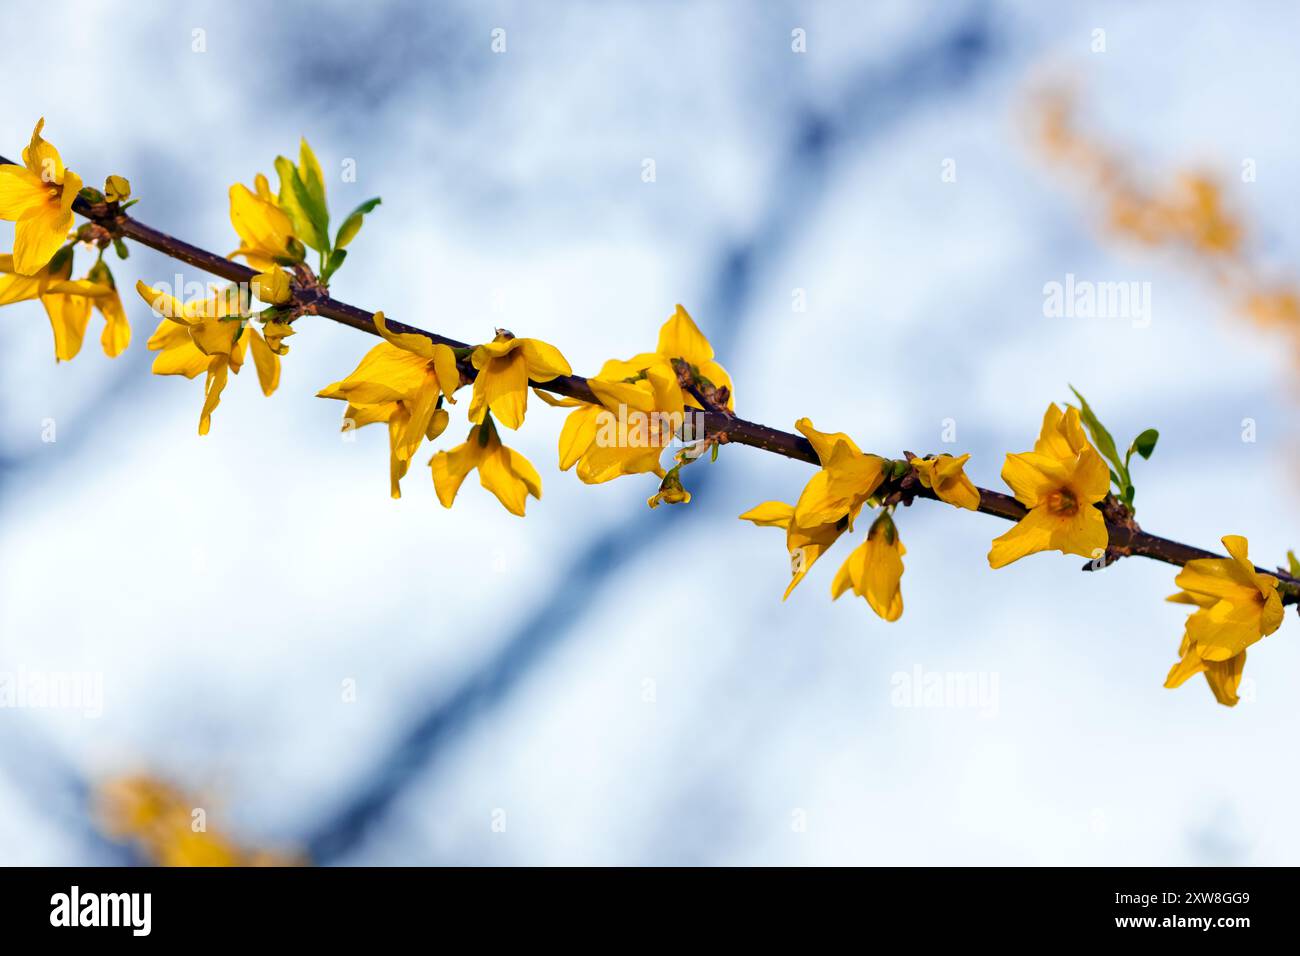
top-left (2, 0), bottom-right (1299, 865)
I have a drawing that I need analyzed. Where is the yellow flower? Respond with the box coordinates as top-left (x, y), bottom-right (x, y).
top-left (988, 404), bottom-right (1109, 568)
top-left (641, 304), bottom-right (735, 411)
top-left (1, 249), bottom-right (128, 360)
top-left (831, 511), bottom-right (906, 621)
top-left (740, 419), bottom-right (886, 599)
top-left (0, 119), bottom-right (83, 275)
top-left (228, 173), bottom-right (300, 270)
top-left (430, 421), bottom-right (542, 517)
top-left (95, 775), bottom-right (300, 867)
top-left (537, 306), bottom-right (735, 487)
top-left (647, 467), bottom-right (690, 508)
top-left (251, 265), bottom-right (292, 305)
top-left (911, 453), bottom-right (979, 510)
top-left (791, 417), bottom-right (886, 528)
top-left (1164, 535), bottom-right (1284, 707)
top-left (317, 311), bottom-right (459, 498)
top-left (104, 174), bottom-right (131, 203)
top-left (468, 331), bottom-right (571, 429)
top-left (137, 280), bottom-right (282, 435)
top-left (536, 359), bottom-right (683, 483)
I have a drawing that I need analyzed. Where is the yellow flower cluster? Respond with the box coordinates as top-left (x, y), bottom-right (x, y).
top-left (95, 775), bottom-right (299, 867)
top-left (741, 420), bottom-right (976, 620)
top-left (0, 120), bottom-right (130, 361)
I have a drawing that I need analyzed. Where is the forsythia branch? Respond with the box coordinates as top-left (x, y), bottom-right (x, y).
top-left (15, 152), bottom-right (1287, 600)
top-left (1, 124), bottom-right (1295, 708)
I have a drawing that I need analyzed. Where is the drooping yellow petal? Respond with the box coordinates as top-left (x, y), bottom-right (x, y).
top-left (829, 513), bottom-right (906, 621)
top-left (96, 289), bottom-right (131, 357)
top-left (198, 356), bottom-right (232, 436)
top-left (429, 426), bottom-right (489, 508)
top-left (394, 374), bottom-right (441, 463)
top-left (468, 349), bottom-right (529, 429)
top-left (246, 326), bottom-right (280, 396)
top-left (386, 407), bottom-right (411, 499)
top-left (478, 442), bottom-right (543, 516)
top-left (558, 405), bottom-right (601, 471)
top-left (40, 290), bottom-right (93, 362)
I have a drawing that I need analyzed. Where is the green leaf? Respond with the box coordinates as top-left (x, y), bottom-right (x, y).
top-left (1130, 428), bottom-right (1159, 460)
top-left (320, 248), bottom-right (347, 284)
top-left (112, 237), bottom-right (130, 260)
top-left (1069, 386), bottom-right (1124, 473)
top-left (274, 156), bottom-right (329, 253)
top-left (334, 197), bottom-right (382, 250)
top-left (1288, 550), bottom-right (1300, 578)
top-left (710, 442), bottom-right (719, 462)
top-left (297, 138), bottom-right (327, 218)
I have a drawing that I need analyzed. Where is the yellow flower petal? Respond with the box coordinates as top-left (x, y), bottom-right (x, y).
top-left (246, 326), bottom-right (280, 396)
top-left (468, 349), bottom-right (529, 429)
top-left (655, 304), bottom-right (714, 366)
top-left (739, 501), bottom-right (795, 528)
top-left (41, 290), bottom-right (93, 362)
top-left (520, 338), bottom-right (571, 381)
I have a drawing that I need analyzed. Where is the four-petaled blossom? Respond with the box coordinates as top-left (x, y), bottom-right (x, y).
top-left (790, 418), bottom-right (885, 530)
top-left (1164, 535), bottom-right (1283, 707)
top-left (911, 453), bottom-right (980, 510)
top-left (468, 331), bottom-right (571, 429)
top-left (2, 249), bottom-right (129, 360)
top-left (137, 280), bottom-right (287, 435)
top-left (536, 359), bottom-right (684, 483)
top-left (831, 511), bottom-right (906, 621)
top-left (228, 173), bottom-right (301, 270)
top-left (0, 119), bottom-right (82, 275)
top-left (430, 420), bottom-right (542, 517)
top-left (317, 311), bottom-right (460, 498)
top-left (103, 175), bottom-right (131, 203)
top-left (740, 418), bottom-right (885, 598)
top-left (988, 404), bottom-right (1109, 569)
top-left (538, 305), bottom-right (735, 487)
top-left (645, 304), bottom-right (735, 412)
